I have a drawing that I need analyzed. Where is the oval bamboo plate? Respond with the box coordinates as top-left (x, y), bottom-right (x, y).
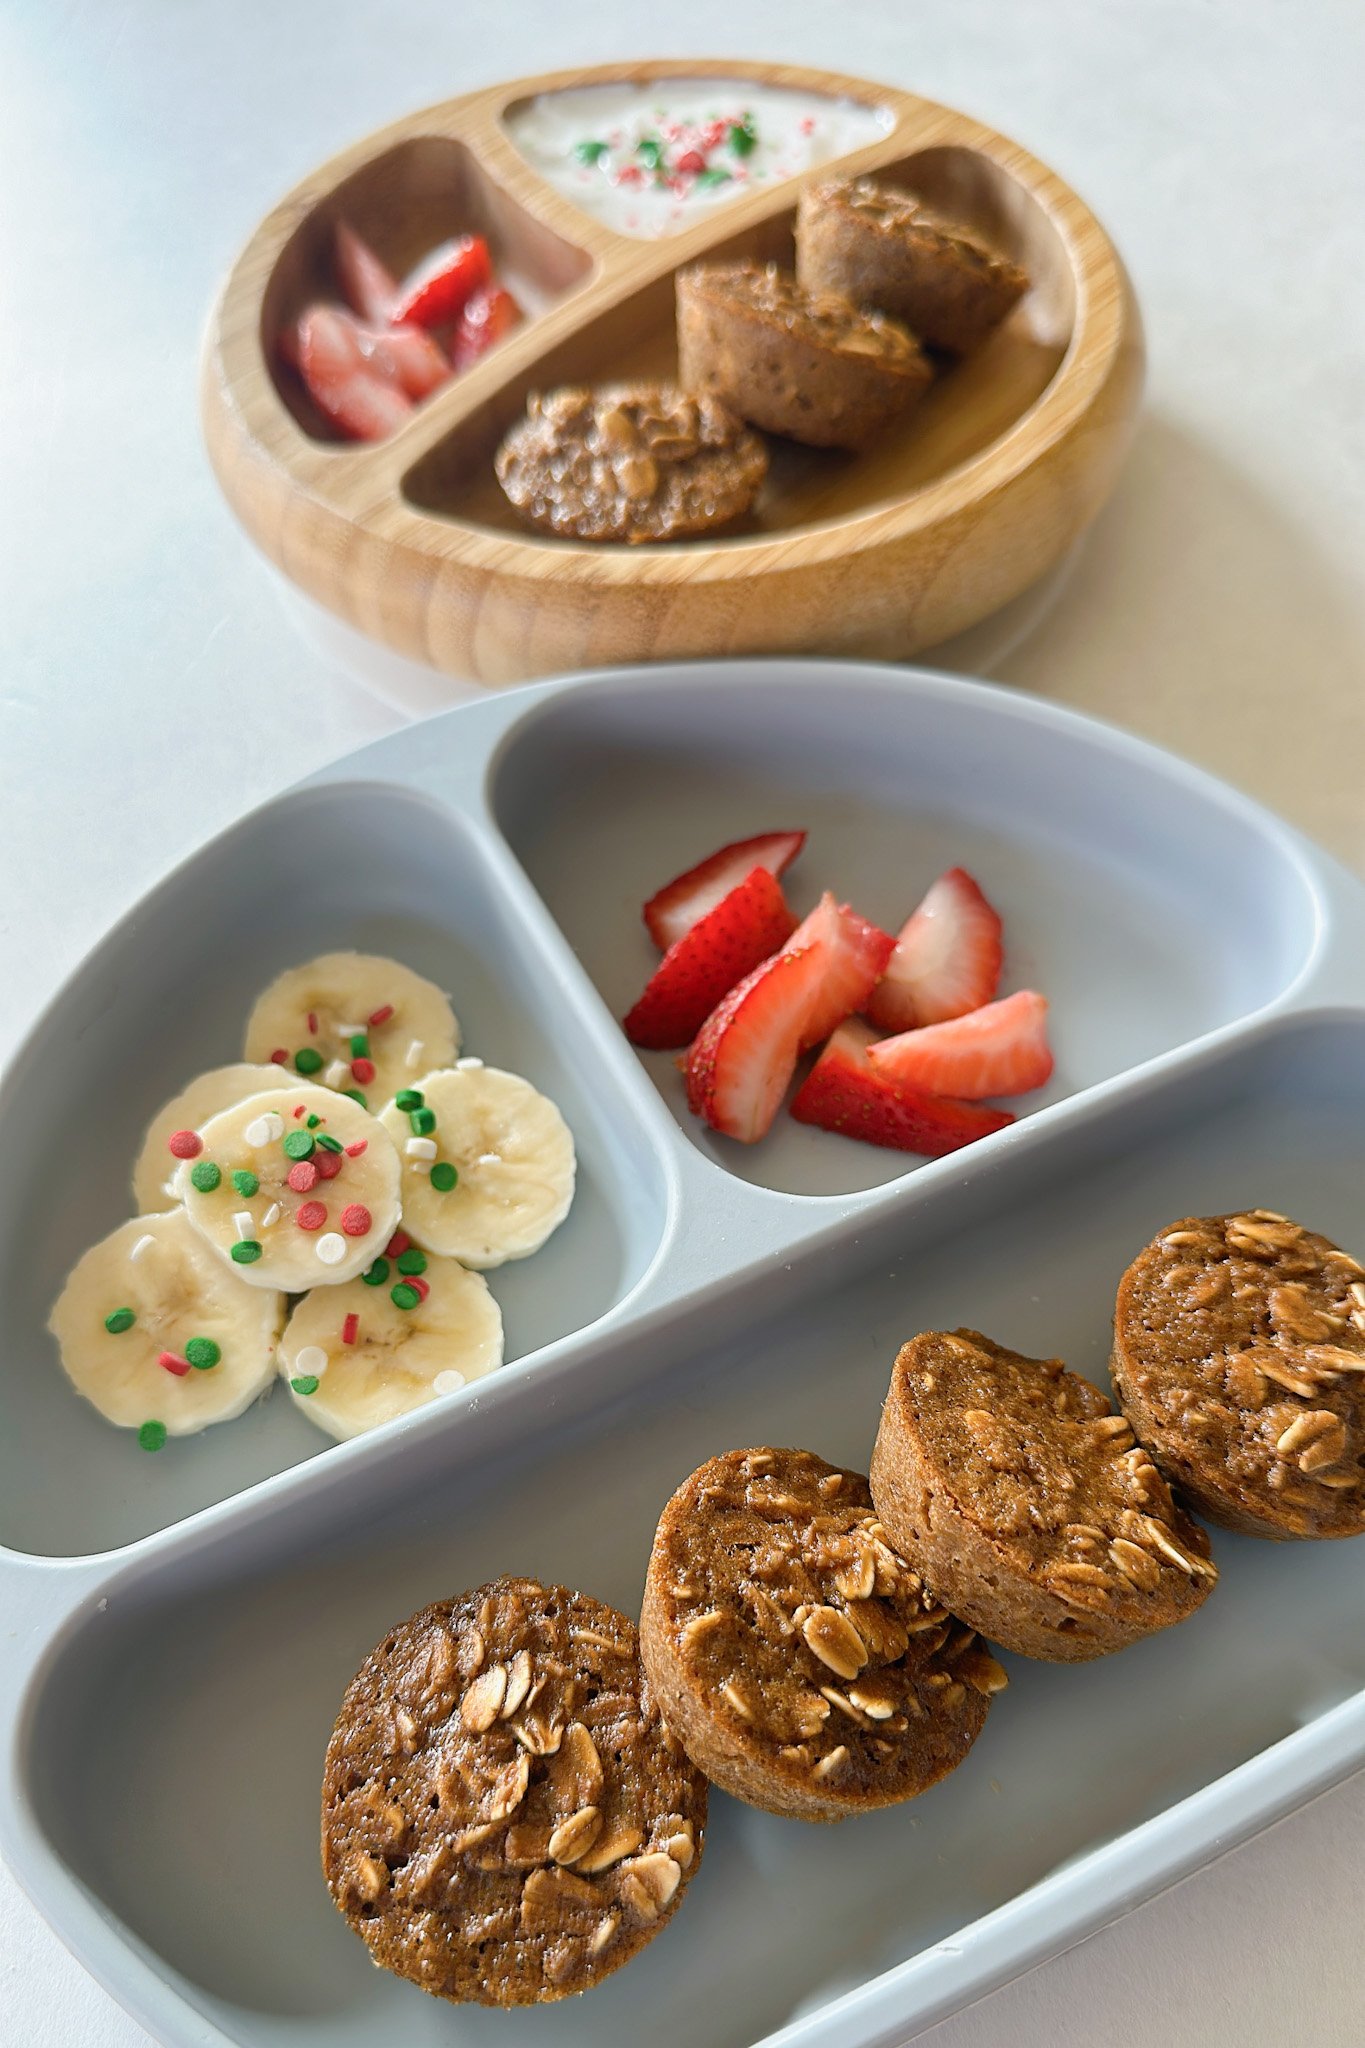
top-left (202, 59), bottom-right (1144, 688)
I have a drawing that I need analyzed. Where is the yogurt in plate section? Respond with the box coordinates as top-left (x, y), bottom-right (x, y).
top-left (504, 81), bottom-right (894, 239)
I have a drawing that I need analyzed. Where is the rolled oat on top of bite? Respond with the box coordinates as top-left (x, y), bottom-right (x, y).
top-left (1111, 1211), bottom-right (1365, 1540)
top-left (640, 1445), bottom-right (1003, 1824)
top-left (322, 1577), bottom-right (706, 2005)
top-left (870, 1329), bottom-right (1216, 1661)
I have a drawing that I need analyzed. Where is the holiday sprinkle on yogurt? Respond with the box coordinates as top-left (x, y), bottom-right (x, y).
top-left (505, 81), bottom-right (894, 239)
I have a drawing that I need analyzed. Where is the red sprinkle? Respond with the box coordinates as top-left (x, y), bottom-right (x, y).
top-left (386, 1229), bottom-right (412, 1258)
top-left (676, 148), bottom-right (706, 173)
top-left (315, 1148), bottom-right (344, 1181)
top-left (293, 1105), bottom-right (306, 1119)
top-left (341, 1203), bottom-right (372, 1237)
top-left (270, 1047), bottom-right (288, 1065)
top-left (368, 1004), bottom-right (394, 1028)
top-left (307, 1011), bottom-right (318, 1034)
top-left (344, 1140), bottom-right (368, 1158)
top-left (296, 1201), bottom-right (327, 1232)
top-left (351, 1057), bottom-right (376, 1085)
top-left (407, 1275), bottom-right (431, 1302)
top-left (158, 1350), bottom-right (190, 1377)
top-left (341, 1312), bottom-right (360, 1345)
top-left (167, 1129), bottom-right (202, 1159)
top-left (287, 1160), bottom-right (319, 1193)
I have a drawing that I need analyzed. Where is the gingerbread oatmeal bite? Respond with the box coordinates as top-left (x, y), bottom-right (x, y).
top-left (322, 1577), bottom-right (706, 2004)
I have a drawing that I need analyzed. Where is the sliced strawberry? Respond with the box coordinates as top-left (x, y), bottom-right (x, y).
top-left (788, 893), bottom-right (894, 1049)
top-left (334, 222), bottom-right (399, 324)
top-left (390, 234), bottom-right (492, 328)
top-left (685, 945), bottom-right (828, 1142)
top-left (645, 830), bottom-right (807, 950)
top-left (295, 305), bottom-right (412, 441)
top-left (451, 285), bottom-right (521, 369)
top-left (867, 867), bottom-right (1004, 1032)
top-left (791, 1021), bottom-right (1015, 1155)
top-left (867, 989), bottom-right (1053, 1099)
top-left (349, 314), bottom-right (449, 399)
top-left (624, 867), bottom-right (795, 1050)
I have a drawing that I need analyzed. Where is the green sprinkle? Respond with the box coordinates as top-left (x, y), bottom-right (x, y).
top-left (138, 1420), bottom-right (167, 1453)
top-left (283, 1130), bottom-right (315, 1161)
top-left (231, 1169), bottom-right (259, 1197)
top-left (290, 1375), bottom-right (320, 1397)
top-left (306, 1113), bottom-right (322, 1128)
top-left (636, 136), bottom-right (663, 170)
top-left (391, 1282), bottom-right (421, 1311)
top-left (729, 116), bottom-right (758, 157)
top-left (190, 1160), bottom-right (221, 1193)
top-left (429, 1161), bottom-right (458, 1193)
top-left (104, 1306), bottom-right (136, 1334)
top-left (394, 1088), bottom-right (424, 1112)
top-left (185, 1337), bottom-right (220, 1371)
top-left (409, 1106), bottom-right (436, 1137)
top-left (230, 1240), bottom-right (263, 1265)
top-left (396, 1247), bottom-right (428, 1276)
top-left (573, 138), bottom-right (607, 165)
top-left (316, 1131), bottom-right (344, 1154)
top-left (696, 166), bottom-right (733, 188)
top-left (294, 1047), bottom-right (323, 1075)
top-left (362, 1257), bottom-right (390, 1287)
top-left (343, 1088), bottom-right (368, 1108)
top-left (349, 1033), bottom-right (370, 1059)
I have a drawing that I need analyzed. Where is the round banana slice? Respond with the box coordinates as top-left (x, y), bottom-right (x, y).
top-left (48, 1209), bottom-right (283, 1437)
top-left (243, 952), bottom-right (460, 1110)
top-left (278, 1250), bottom-right (503, 1440)
top-left (174, 1083), bottom-right (401, 1291)
top-left (379, 1063), bottom-right (576, 1269)
top-left (131, 1062), bottom-right (286, 1213)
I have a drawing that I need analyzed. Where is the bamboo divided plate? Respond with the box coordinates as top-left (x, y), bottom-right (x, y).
top-left (202, 60), bottom-right (1145, 687)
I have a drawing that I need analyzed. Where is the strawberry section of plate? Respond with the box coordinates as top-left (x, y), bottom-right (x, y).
top-left (1, 658), bottom-right (1362, 2048)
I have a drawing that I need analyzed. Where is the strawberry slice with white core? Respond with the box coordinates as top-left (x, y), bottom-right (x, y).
top-left (788, 892), bottom-right (894, 1049)
top-left (791, 1021), bottom-right (1015, 1155)
top-left (644, 830), bottom-right (806, 951)
top-left (624, 867), bottom-right (796, 1050)
top-left (866, 867), bottom-right (1004, 1032)
top-left (390, 234), bottom-right (493, 329)
top-left (866, 989), bottom-right (1053, 1100)
top-left (348, 315), bottom-right (449, 400)
top-left (334, 222), bottom-right (399, 324)
top-left (295, 305), bottom-right (413, 441)
top-left (685, 946), bottom-right (828, 1142)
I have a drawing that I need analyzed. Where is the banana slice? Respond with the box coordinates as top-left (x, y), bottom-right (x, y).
top-left (243, 952), bottom-right (460, 1109)
top-left (174, 1083), bottom-right (401, 1291)
top-left (48, 1209), bottom-right (283, 1437)
top-left (278, 1249), bottom-right (503, 1440)
top-left (379, 1063), bottom-right (575, 1268)
top-left (131, 1063), bottom-right (286, 1213)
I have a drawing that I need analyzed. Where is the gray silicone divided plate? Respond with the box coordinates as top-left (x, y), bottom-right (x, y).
top-left (4, 660), bottom-right (1364, 2048)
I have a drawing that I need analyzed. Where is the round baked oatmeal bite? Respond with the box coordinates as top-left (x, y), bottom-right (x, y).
top-left (640, 1446), bottom-right (1004, 1822)
top-left (495, 383), bottom-right (767, 543)
top-left (1112, 1211), bottom-right (1365, 1539)
top-left (870, 1329), bottom-right (1216, 1661)
top-left (322, 1577), bottom-right (706, 2004)
top-left (676, 260), bottom-right (932, 450)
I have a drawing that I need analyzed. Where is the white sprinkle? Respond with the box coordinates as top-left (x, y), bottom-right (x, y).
top-left (455, 1056), bottom-right (484, 1071)
top-left (315, 1232), bottom-right (347, 1266)
top-left (96, 1597), bottom-right (108, 1613)
top-left (406, 1136), bottom-right (438, 1160)
top-left (129, 1233), bottom-right (155, 1263)
top-left (405, 1038), bottom-right (425, 1070)
top-left (336, 1022), bottom-right (363, 1040)
top-left (233, 1210), bottom-right (255, 1240)
top-left (295, 1345), bottom-right (329, 1378)
top-left (262, 1202), bottom-right (281, 1228)
top-left (476, 1151), bottom-right (502, 1167)
top-left (324, 1060), bottom-right (349, 1088)
top-left (245, 1111), bottom-right (284, 1147)
top-left (433, 1369), bottom-right (466, 1397)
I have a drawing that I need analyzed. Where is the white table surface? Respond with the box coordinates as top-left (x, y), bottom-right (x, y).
top-left (3, 1), bottom-right (1363, 2042)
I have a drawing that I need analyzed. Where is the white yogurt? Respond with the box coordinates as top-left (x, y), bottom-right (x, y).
top-left (505, 80), bottom-right (894, 240)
